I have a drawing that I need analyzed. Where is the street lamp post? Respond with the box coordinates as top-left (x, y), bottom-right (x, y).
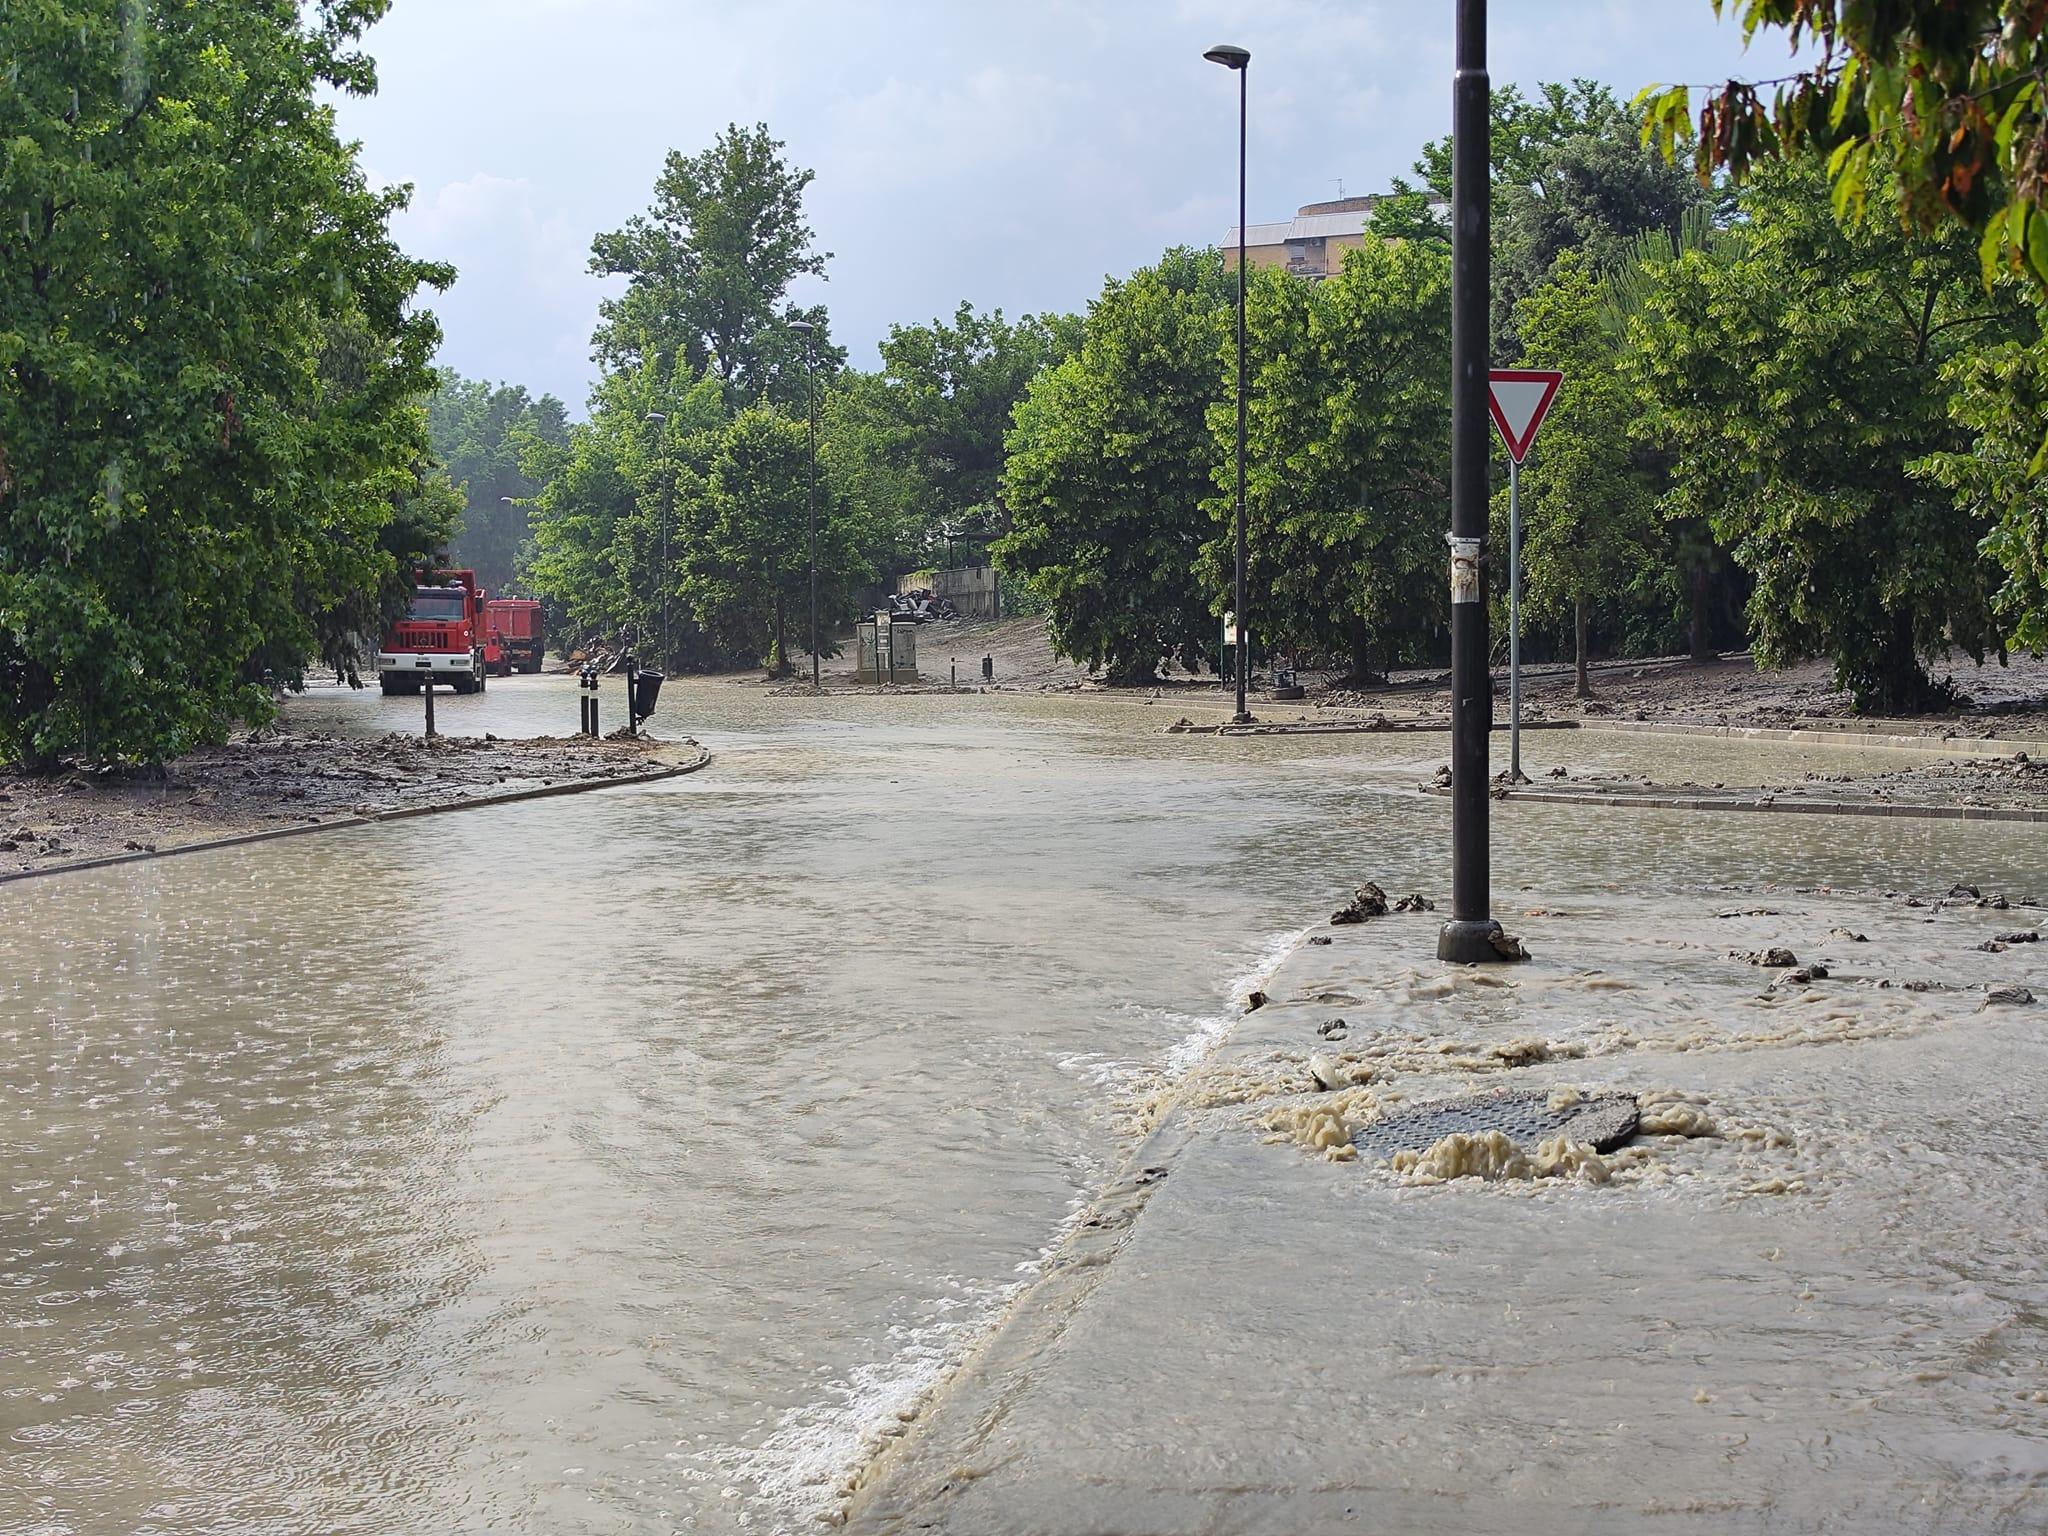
top-left (787, 318), bottom-right (820, 691)
top-left (1437, 0), bottom-right (1507, 963)
top-left (1205, 42), bottom-right (1252, 725)
top-left (644, 412), bottom-right (671, 666)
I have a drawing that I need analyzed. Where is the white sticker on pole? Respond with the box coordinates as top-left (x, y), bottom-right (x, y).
top-left (1449, 536), bottom-right (1481, 605)
top-left (1487, 369), bottom-right (1563, 464)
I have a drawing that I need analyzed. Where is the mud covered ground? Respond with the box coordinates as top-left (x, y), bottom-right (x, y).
top-left (1322, 650), bottom-right (2048, 740)
top-left (1525, 750), bottom-right (2048, 816)
top-left (0, 729), bottom-right (694, 878)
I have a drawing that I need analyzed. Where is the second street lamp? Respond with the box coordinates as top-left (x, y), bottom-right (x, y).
top-left (1205, 42), bottom-right (1252, 724)
top-left (787, 318), bottom-right (820, 691)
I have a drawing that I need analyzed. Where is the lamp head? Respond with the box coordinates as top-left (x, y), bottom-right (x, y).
top-left (1203, 43), bottom-right (1250, 70)
top-left (644, 411), bottom-right (667, 423)
top-left (787, 319), bottom-right (815, 333)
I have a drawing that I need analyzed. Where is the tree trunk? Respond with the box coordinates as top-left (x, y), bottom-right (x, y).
top-left (1871, 606), bottom-right (1929, 716)
top-left (1348, 619), bottom-right (1373, 687)
top-left (1574, 595), bottom-right (1592, 699)
top-left (1688, 562), bottom-right (1715, 662)
top-left (769, 591), bottom-right (790, 678)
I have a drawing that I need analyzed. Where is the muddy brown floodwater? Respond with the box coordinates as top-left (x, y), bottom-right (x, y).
top-left (4, 676), bottom-right (2045, 1534)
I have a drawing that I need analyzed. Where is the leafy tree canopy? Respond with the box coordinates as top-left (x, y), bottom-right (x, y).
top-left (426, 369), bottom-right (569, 595)
top-left (1642, 3), bottom-right (2048, 288)
top-left (1626, 159), bottom-right (2036, 711)
top-left (997, 249), bottom-right (1231, 682)
top-left (590, 123), bottom-right (840, 410)
top-left (1196, 239), bottom-right (1452, 679)
top-left (1, 0), bottom-right (451, 766)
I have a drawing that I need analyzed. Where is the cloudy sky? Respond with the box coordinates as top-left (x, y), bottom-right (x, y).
top-left (331, 0), bottom-right (1799, 412)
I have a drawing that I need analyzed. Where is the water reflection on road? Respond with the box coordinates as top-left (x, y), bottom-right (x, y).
top-left (3, 678), bottom-right (2041, 1533)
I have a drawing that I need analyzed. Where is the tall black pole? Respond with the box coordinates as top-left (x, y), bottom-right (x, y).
top-left (1438, 0), bottom-right (1506, 963)
top-left (1232, 62), bottom-right (1250, 725)
top-left (806, 339), bottom-right (819, 692)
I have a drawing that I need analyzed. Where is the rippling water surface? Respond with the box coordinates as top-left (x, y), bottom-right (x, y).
top-left (4, 679), bottom-right (2042, 1533)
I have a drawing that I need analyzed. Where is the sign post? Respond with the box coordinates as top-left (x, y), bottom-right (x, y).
top-left (1487, 368), bottom-right (1563, 785)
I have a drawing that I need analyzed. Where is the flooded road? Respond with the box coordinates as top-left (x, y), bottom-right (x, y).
top-left (4, 679), bottom-right (2044, 1534)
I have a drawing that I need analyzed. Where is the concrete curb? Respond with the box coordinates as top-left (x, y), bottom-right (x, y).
top-left (1582, 719), bottom-right (2048, 758)
top-left (1172, 720), bottom-right (1581, 737)
top-left (1437, 784), bottom-right (2047, 824)
top-left (844, 1113), bottom-right (1202, 1531)
top-left (0, 744), bottom-right (712, 888)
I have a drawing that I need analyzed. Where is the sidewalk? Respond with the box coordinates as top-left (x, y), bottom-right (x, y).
top-left (848, 886), bottom-right (2047, 1534)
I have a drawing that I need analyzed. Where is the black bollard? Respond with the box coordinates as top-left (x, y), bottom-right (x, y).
top-left (422, 677), bottom-right (436, 739)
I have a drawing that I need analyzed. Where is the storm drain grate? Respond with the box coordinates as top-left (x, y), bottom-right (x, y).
top-left (1351, 1087), bottom-right (1638, 1162)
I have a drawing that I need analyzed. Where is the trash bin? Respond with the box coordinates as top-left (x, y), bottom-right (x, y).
top-left (631, 668), bottom-right (664, 721)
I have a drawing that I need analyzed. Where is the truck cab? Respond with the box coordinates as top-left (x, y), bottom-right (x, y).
top-left (376, 570), bottom-right (498, 695)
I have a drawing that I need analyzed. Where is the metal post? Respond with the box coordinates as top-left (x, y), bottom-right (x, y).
top-left (1509, 455), bottom-right (1522, 783)
top-left (1438, 0), bottom-right (1506, 964)
top-left (1231, 61), bottom-right (1251, 725)
top-left (422, 677), bottom-right (435, 739)
top-left (806, 338), bottom-right (819, 693)
top-left (624, 654), bottom-right (637, 737)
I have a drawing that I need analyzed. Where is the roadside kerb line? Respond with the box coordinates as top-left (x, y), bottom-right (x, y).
top-left (1430, 785), bottom-right (2046, 824)
top-left (0, 745), bottom-right (712, 887)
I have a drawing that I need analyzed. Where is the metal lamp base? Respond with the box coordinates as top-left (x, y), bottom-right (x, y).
top-left (1437, 917), bottom-right (1506, 964)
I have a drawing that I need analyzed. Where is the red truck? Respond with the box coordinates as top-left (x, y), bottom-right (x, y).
top-left (376, 569), bottom-right (499, 695)
top-left (484, 598), bottom-right (545, 675)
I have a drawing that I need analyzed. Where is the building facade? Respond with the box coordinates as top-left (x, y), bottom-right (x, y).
top-left (1221, 195), bottom-right (1381, 278)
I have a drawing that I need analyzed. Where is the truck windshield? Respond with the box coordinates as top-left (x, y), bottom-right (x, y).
top-left (409, 593), bottom-right (466, 622)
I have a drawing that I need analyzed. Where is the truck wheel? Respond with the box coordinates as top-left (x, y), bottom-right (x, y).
top-left (380, 675), bottom-right (400, 696)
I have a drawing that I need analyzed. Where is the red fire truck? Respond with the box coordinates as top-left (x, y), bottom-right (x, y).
top-left (376, 569), bottom-right (498, 695)
top-left (484, 598), bottom-right (545, 675)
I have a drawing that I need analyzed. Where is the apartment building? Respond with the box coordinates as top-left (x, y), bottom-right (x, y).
top-left (1221, 194), bottom-right (1381, 278)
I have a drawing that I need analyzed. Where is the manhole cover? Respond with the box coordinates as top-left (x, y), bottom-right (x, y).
top-left (1351, 1087), bottom-right (1638, 1162)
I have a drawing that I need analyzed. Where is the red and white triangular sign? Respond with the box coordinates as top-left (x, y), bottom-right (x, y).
top-left (1487, 369), bottom-right (1564, 464)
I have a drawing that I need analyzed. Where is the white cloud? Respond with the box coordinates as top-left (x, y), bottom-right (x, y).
top-left (333, 0), bottom-right (1804, 407)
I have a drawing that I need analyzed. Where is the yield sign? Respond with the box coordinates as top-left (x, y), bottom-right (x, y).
top-left (1487, 369), bottom-right (1564, 464)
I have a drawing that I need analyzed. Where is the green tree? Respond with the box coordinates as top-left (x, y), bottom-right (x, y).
top-left (677, 404), bottom-right (868, 676)
top-left (996, 249), bottom-right (1231, 683)
top-left (426, 369), bottom-right (569, 594)
top-left (877, 304), bottom-right (1078, 540)
top-left (1627, 161), bottom-right (2033, 712)
top-left (1642, 3), bottom-right (2048, 287)
top-left (1643, 4), bottom-right (2048, 649)
top-left (1494, 104), bottom-right (1719, 349)
top-left (0, 0), bottom-right (450, 766)
top-left (521, 362), bottom-right (724, 663)
top-left (1196, 239), bottom-right (1452, 680)
top-left (1916, 339), bottom-right (2048, 653)
top-left (590, 123), bottom-right (839, 409)
top-left (1371, 81), bottom-right (1623, 246)
top-left (1505, 250), bottom-right (1661, 695)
